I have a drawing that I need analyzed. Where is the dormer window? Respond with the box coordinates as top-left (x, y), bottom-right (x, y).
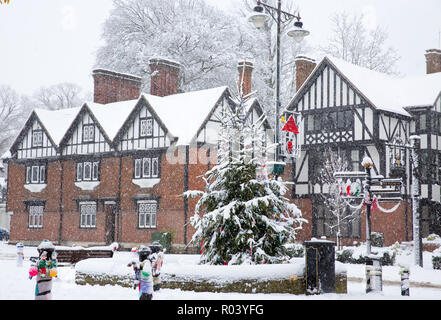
top-left (32, 130), bottom-right (43, 147)
top-left (82, 124), bottom-right (95, 143)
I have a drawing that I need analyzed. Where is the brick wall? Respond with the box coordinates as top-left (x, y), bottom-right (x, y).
top-left (92, 69), bottom-right (142, 104)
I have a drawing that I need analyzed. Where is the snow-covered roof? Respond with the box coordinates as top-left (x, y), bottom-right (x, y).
top-left (34, 107), bottom-right (81, 145)
top-left (326, 56), bottom-right (441, 117)
top-left (143, 86), bottom-right (228, 145)
top-left (11, 86), bottom-right (229, 154)
top-left (86, 98), bottom-right (140, 141)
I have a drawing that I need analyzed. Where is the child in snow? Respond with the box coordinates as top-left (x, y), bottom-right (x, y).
top-left (29, 240), bottom-right (58, 300)
top-left (128, 245), bottom-right (154, 300)
top-left (149, 241), bottom-right (165, 291)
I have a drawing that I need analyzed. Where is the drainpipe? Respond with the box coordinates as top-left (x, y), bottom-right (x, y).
top-left (184, 146), bottom-right (189, 252)
top-left (58, 160), bottom-right (64, 244)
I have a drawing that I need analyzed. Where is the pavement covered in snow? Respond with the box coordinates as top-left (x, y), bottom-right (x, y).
top-left (1, 241), bottom-right (440, 301)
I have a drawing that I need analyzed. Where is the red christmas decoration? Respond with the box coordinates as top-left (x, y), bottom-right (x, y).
top-left (281, 115), bottom-right (299, 134)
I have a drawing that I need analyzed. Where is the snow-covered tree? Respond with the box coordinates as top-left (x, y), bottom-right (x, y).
top-left (319, 12), bottom-right (400, 75)
top-left (185, 91), bottom-right (305, 265)
top-left (0, 85), bottom-right (28, 155)
top-left (319, 149), bottom-right (362, 250)
top-left (33, 82), bottom-right (90, 110)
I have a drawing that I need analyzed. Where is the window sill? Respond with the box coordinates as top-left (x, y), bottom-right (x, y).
top-left (132, 178), bottom-right (160, 189)
top-left (24, 184), bottom-right (47, 193)
top-left (75, 181), bottom-right (100, 191)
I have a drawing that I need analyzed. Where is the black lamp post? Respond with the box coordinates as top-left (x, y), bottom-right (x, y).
top-left (248, 0), bottom-right (309, 165)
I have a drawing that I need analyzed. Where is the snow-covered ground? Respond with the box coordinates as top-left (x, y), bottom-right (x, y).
top-left (1, 241), bottom-right (440, 300)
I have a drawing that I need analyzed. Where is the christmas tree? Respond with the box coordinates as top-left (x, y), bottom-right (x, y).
top-left (185, 92), bottom-right (305, 265)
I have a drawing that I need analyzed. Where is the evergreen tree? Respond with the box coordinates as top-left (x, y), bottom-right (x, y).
top-left (185, 92), bottom-right (305, 265)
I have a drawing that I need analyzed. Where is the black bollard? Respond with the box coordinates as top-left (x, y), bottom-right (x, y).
top-left (304, 240), bottom-right (336, 294)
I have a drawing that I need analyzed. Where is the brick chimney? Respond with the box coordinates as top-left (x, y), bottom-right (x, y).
top-left (295, 56), bottom-right (316, 91)
top-left (149, 58), bottom-right (181, 97)
top-left (237, 61), bottom-right (253, 97)
top-left (425, 49), bottom-right (441, 74)
top-left (92, 69), bottom-right (142, 104)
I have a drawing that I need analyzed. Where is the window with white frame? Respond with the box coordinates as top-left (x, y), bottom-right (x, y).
top-left (80, 202), bottom-right (97, 228)
top-left (82, 124), bottom-right (95, 143)
top-left (28, 205), bottom-right (44, 228)
top-left (138, 200), bottom-right (157, 229)
top-left (134, 157), bottom-right (159, 179)
top-left (25, 164), bottom-right (47, 184)
top-left (76, 161), bottom-right (100, 182)
top-left (140, 118), bottom-right (153, 137)
top-left (32, 129), bottom-right (43, 147)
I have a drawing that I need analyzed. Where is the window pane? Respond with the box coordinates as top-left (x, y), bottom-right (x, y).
top-left (134, 159), bottom-right (141, 178)
top-left (152, 158), bottom-right (159, 177)
top-left (142, 158), bottom-right (151, 178)
top-left (26, 167), bottom-right (31, 184)
top-left (84, 162), bottom-right (91, 180)
top-left (92, 162), bottom-right (99, 181)
top-left (32, 166), bottom-right (39, 183)
top-left (77, 163), bottom-right (83, 181)
top-left (40, 166), bottom-right (46, 184)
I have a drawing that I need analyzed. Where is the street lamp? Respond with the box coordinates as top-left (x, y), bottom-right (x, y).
top-left (248, 0), bottom-right (310, 165)
top-left (387, 135), bottom-right (422, 267)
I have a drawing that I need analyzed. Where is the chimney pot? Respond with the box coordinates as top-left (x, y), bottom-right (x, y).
top-left (425, 49), bottom-right (441, 74)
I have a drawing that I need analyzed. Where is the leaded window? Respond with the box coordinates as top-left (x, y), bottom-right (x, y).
top-left (76, 161), bottom-right (100, 182)
top-left (140, 118), bottom-right (153, 137)
top-left (138, 200), bottom-right (157, 229)
top-left (25, 163), bottom-right (47, 184)
top-left (29, 205), bottom-right (44, 228)
top-left (82, 124), bottom-right (95, 143)
top-left (134, 157), bottom-right (160, 179)
top-left (80, 202), bottom-right (97, 228)
top-left (32, 130), bottom-right (43, 147)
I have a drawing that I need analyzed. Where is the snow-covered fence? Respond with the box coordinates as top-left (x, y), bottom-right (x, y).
top-left (31, 243), bottom-right (118, 265)
top-left (74, 254), bottom-right (348, 295)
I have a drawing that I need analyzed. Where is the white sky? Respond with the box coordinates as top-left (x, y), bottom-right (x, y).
top-left (0, 0), bottom-right (440, 96)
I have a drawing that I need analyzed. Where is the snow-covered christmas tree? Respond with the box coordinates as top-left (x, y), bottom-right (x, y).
top-left (185, 91), bottom-right (305, 265)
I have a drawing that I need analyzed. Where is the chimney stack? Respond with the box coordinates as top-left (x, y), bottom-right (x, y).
top-left (149, 58), bottom-right (181, 97)
top-left (295, 56), bottom-right (316, 92)
top-left (237, 61), bottom-right (253, 97)
top-left (92, 69), bottom-right (142, 104)
top-left (425, 49), bottom-right (441, 74)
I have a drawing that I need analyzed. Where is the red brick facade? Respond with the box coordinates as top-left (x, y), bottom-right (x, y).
top-left (149, 58), bottom-right (181, 97)
top-left (92, 69), bottom-right (142, 104)
top-left (425, 49), bottom-right (441, 75)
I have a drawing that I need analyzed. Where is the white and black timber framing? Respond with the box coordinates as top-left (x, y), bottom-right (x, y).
top-left (286, 57), bottom-right (441, 238)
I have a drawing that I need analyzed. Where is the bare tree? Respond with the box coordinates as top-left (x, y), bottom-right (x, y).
top-left (34, 82), bottom-right (86, 110)
top-left (319, 12), bottom-right (400, 75)
top-left (0, 85), bottom-right (28, 155)
top-left (319, 149), bottom-right (362, 250)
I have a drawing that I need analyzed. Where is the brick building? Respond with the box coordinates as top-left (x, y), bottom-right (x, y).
top-left (5, 58), bottom-right (272, 251)
top-left (287, 49), bottom-right (441, 246)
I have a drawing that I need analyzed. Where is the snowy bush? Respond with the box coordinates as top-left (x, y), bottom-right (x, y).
top-left (336, 246), bottom-right (396, 266)
top-left (432, 247), bottom-right (441, 270)
top-left (371, 232), bottom-right (384, 247)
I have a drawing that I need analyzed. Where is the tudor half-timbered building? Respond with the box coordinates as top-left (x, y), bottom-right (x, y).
top-left (5, 58), bottom-right (271, 251)
top-left (286, 49), bottom-right (441, 246)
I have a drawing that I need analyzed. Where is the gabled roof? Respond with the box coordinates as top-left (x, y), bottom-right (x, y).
top-left (9, 85), bottom-right (245, 156)
top-left (288, 55), bottom-right (441, 117)
top-left (142, 86), bottom-right (229, 145)
top-left (34, 107), bottom-right (81, 145)
top-left (9, 107), bottom-right (80, 154)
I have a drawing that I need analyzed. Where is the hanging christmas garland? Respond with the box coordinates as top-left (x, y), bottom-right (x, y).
top-left (376, 200), bottom-right (402, 213)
